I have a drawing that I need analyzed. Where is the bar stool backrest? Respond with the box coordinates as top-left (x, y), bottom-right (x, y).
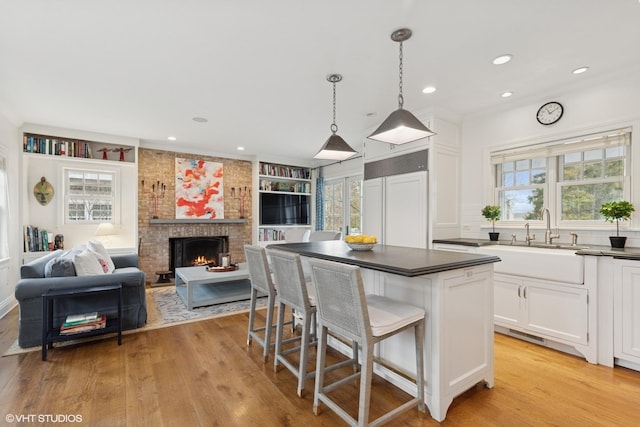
top-left (308, 258), bottom-right (370, 345)
top-left (244, 245), bottom-right (276, 296)
top-left (268, 249), bottom-right (312, 312)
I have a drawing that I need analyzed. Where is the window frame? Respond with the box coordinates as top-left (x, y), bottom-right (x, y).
top-left (489, 127), bottom-right (632, 230)
top-left (61, 166), bottom-right (120, 225)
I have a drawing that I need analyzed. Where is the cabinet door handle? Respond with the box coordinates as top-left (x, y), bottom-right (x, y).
top-left (518, 285), bottom-right (521, 298)
top-left (523, 287), bottom-right (527, 299)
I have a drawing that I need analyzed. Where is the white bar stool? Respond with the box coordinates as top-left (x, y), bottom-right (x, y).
top-left (243, 245), bottom-right (277, 361)
top-left (308, 257), bottom-right (426, 427)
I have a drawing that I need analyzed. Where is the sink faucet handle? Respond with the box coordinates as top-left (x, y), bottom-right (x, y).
top-left (570, 232), bottom-right (578, 246)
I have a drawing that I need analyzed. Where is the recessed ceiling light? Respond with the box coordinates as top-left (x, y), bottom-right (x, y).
top-left (237, 146), bottom-right (245, 151)
top-left (572, 67), bottom-right (589, 75)
top-left (422, 86), bottom-right (436, 94)
top-left (168, 136), bottom-right (177, 141)
top-left (493, 54), bottom-right (513, 65)
top-left (192, 117), bottom-right (208, 123)
top-left (501, 92), bottom-right (513, 98)
top-left (366, 112), bottom-right (376, 117)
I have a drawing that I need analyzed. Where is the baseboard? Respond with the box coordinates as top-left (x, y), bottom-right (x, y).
top-left (0, 295), bottom-right (17, 320)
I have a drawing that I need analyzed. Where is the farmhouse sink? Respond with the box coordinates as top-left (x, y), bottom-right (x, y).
top-left (479, 244), bottom-right (584, 284)
top-left (499, 242), bottom-right (590, 250)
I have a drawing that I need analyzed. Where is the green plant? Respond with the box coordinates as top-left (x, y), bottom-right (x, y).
top-left (481, 205), bottom-right (501, 233)
top-left (600, 200), bottom-right (635, 236)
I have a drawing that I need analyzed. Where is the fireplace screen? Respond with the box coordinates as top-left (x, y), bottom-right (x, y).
top-left (169, 236), bottom-right (229, 272)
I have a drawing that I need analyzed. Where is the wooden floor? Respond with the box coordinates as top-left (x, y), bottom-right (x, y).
top-left (1, 306), bottom-right (640, 426)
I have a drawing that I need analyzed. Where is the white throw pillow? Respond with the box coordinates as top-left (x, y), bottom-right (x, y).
top-left (74, 249), bottom-right (106, 276)
top-left (88, 240), bottom-right (116, 273)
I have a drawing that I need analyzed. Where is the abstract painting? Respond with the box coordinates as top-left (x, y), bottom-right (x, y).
top-left (175, 158), bottom-right (224, 219)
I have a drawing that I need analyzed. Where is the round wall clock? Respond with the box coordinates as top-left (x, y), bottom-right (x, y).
top-left (536, 101), bottom-right (564, 125)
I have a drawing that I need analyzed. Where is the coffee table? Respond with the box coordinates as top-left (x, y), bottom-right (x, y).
top-left (174, 263), bottom-right (251, 310)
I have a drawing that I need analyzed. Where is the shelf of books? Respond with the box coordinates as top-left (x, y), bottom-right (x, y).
top-left (258, 162), bottom-right (311, 180)
top-left (23, 132), bottom-right (136, 163)
top-left (59, 312), bottom-right (107, 335)
top-left (23, 225), bottom-right (53, 253)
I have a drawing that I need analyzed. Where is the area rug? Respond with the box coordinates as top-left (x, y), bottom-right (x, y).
top-left (3, 286), bottom-right (267, 357)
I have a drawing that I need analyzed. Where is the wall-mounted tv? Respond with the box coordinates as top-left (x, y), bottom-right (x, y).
top-left (260, 193), bottom-right (310, 225)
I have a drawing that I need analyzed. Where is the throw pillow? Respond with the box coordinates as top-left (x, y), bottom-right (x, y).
top-left (90, 250), bottom-right (110, 273)
top-left (44, 251), bottom-right (77, 277)
top-left (73, 249), bottom-right (105, 276)
top-left (87, 240), bottom-right (116, 273)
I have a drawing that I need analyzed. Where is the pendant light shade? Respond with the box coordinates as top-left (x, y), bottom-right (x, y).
top-left (314, 74), bottom-right (357, 160)
top-left (368, 28), bottom-right (435, 144)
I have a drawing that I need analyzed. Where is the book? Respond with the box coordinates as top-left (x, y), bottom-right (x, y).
top-left (64, 312), bottom-right (99, 325)
top-left (60, 314), bottom-right (106, 334)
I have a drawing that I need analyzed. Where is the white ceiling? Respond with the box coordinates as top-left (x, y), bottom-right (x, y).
top-left (1, 0), bottom-right (640, 163)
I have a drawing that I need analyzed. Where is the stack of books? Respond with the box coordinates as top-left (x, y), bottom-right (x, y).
top-left (60, 312), bottom-right (107, 335)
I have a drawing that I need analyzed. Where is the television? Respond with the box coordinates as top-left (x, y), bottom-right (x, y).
top-left (260, 193), bottom-right (310, 225)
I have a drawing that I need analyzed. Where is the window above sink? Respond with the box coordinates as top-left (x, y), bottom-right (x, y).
top-left (490, 127), bottom-right (631, 230)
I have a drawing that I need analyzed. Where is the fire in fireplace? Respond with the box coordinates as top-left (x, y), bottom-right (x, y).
top-left (169, 236), bottom-right (229, 272)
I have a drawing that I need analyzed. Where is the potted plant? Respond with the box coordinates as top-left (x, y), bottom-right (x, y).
top-left (481, 205), bottom-right (501, 241)
top-left (600, 200), bottom-right (635, 248)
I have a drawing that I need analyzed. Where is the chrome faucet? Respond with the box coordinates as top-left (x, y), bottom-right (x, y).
top-left (540, 207), bottom-right (560, 244)
top-left (524, 222), bottom-right (535, 245)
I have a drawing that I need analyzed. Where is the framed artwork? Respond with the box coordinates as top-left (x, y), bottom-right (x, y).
top-left (175, 158), bottom-right (224, 219)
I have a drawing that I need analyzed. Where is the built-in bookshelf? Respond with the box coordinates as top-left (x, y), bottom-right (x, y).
top-left (23, 132), bottom-right (136, 163)
top-left (257, 161), bottom-right (312, 245)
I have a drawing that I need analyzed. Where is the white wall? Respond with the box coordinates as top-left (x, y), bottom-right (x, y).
top-left (0, 112), bottom-right (20, 318)
top-left (460, 66), bottom-right (640, 246)
top-left (20, 124), bottom-right (140, 252)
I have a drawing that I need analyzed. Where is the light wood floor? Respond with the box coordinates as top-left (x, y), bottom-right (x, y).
top-left (1, 306), bottom-right (639, 426)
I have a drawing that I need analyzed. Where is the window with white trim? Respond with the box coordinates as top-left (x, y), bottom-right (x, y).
top-left (0, 153), bottom-right (8, 259)
top-left (64, 168), bottom-right (115, 223)
top-left (491, 128), bottom-right (631, 225)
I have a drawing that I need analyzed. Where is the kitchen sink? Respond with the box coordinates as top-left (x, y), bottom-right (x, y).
top-left (479, 244), bottom-right (585, 284)
top-left (497, 242), bottom-right (590, 250)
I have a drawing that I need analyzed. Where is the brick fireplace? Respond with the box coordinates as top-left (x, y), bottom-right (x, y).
top-left (137, 148), bottom-right (253, 284)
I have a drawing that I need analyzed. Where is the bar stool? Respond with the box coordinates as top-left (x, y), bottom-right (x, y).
top-left (243, 245), bottom-right (278, 361)
top-left (308, 257), bottom-right (426, 427)
top-left (268, 249), bottom-right (318, 397)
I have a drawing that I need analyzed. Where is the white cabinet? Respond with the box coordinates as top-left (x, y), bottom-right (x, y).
top-left (362, 170), bottom-right (428, 248)
top-left (614, 262), bottom-right (640, 365)
top-left (494, 273), bottom-right (589, 347)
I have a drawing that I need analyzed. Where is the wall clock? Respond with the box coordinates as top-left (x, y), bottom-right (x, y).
top-left (536, 101), bottom-right (564, 125)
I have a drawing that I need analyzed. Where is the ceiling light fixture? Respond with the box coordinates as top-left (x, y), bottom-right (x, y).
top-left (572, 67), bottom-right (589, 75)
top-left (501, 91), bottom-right (513, 98)
top-left (422, 86), bottom-right (436, 94)
top-left (314, 74), bottom-right (357, 160)
top-left (192, 117), bottom-right (208, 123)
top-left (237, 146), bottom-right (245, 151)
top-left (168, 136), bottom-right (177, 141)
top-left (493, 54), bottom-right (513, 65)
top-left (368, 28), bottom-right (435, 145)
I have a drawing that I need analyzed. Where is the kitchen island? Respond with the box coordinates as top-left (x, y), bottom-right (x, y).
top-left (271, 241), bottom-right (500, 422)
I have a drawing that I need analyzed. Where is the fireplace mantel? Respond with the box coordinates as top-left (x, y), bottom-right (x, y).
top-left (149, 218), bottom-right (246, 225)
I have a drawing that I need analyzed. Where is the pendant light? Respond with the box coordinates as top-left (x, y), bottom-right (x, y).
top-left (314, 74), bottom-right (357, 160)
top-left (368, 28), bottom-right (436, 144)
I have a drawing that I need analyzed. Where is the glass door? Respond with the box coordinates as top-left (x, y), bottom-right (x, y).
top-left (323, 175), bottom-right (362, 237)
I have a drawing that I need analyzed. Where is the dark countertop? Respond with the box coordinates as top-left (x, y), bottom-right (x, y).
top-left (268, 240), bottom-right (500, 277)
top-left (433, 238), bottom-right (640, 260)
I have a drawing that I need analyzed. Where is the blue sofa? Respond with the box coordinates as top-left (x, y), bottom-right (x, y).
top-left (15, 250), bottom-right (147, 348)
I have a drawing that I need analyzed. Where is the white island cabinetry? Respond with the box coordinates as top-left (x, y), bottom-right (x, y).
top-left (613, 260), bottom-right (640, 368)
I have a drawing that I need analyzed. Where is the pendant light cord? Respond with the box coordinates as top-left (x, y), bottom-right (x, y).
top-left (331, 79), bottom-right (338, 134)
top-left (398, 40), bottom-right (404, 108)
